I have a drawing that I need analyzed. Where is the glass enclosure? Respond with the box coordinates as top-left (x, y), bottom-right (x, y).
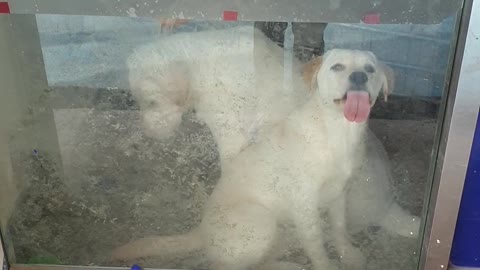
top-left (0, 0), bottom-right (468, 269)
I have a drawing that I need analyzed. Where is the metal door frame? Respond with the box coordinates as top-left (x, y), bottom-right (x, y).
top-left (418, 0), bottom-right (480, 268)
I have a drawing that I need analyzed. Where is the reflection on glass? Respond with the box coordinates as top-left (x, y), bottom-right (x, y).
top-left (0, 13), bottom-right (456, 270)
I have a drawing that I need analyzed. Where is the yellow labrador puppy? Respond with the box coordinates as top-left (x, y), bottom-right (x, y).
top-left (132, 23), bottom-right (419, 241)
top-left (113, 49), bottom-right (390, 270)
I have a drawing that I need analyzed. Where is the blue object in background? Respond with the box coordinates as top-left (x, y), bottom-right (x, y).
top-left (131, 264), bottom-right (142, 270)
top-left (450, 108), bottom-right (480, 267)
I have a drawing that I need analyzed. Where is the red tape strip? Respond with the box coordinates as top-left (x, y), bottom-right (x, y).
top-left (363, 13), bottom-right (380, 24)
top-left (223, 10), bottom-right (238, 21)
top-left (0, 2), bottom-right (10, 14)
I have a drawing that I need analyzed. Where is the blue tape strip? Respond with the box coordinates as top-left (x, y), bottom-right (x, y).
top-left (450, 108), bottom-right (480, 267)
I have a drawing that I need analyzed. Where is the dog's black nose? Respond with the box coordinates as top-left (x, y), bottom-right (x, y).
top-left (349, 71), bottom-right (368, 85)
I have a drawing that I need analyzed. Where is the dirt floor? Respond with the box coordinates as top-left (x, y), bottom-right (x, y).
top-left (2, 89), bottom-right (439, 270)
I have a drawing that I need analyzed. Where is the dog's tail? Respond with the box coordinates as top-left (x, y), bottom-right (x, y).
top-left (380, 202), bottom-right (421, 238)
top-left (111, 227), bottom-right (203, 261)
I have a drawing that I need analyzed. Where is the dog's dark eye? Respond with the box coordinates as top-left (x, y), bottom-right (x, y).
top-left (365, 64), bottom-right (376, 73)
top-left (330, 63), bottom-right (345, 71)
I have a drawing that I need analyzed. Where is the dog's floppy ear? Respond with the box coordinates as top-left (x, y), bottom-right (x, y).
top-left (302, 56), bottom-right (323, 92)
top-left (379, 62), bottom-right (394, 102)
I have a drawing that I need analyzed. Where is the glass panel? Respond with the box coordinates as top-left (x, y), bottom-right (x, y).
top-left (0, 6), bottom-right (461, 270)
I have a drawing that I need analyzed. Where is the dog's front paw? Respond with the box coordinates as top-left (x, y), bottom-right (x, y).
top-left (339, 246), bottom-right (365, 270)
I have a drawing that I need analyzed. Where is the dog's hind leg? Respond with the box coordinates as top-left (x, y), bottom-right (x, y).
top-left (110, 228), bottom-right (203, 261)
top-left (203, 201), bottom-right (277, 270)
top-left (380, 202), bottom-right (421, 238)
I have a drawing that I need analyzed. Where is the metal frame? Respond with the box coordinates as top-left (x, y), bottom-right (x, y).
top-left (0, 0), bottom-right (478, 269)
top-left (4, 0), bottom-right (461, 24)
top-left (418, 0), bottom-right (480, 268)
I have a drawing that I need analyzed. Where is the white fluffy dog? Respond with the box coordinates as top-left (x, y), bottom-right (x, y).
top-left (127, 26), bottom-right (307, 163)
top-left (114, 26), bottom-right (420, 269)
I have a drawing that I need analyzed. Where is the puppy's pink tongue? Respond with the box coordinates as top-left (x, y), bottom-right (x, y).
top-left (343, 91), bottom-right (370, 123)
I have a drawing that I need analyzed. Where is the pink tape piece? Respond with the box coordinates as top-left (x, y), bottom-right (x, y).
top-left (363, 13), bottom-right (381, 24)
top-left (223, 10), bottom-right (238, 21)
top-left (0, 2), bottom-right (10, 14)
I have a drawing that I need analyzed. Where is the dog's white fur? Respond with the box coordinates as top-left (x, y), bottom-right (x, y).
top-left (347, 129), bottom-right (420, 237)
top-left (127, 26), bottom-right (307, 164)
top-left (115, 26), bottom-right (421, 269)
